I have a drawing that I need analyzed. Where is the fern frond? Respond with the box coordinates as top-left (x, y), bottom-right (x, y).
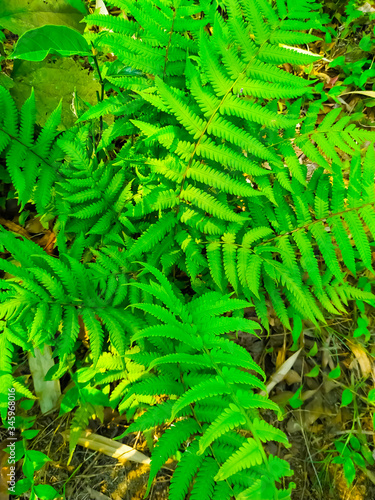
top-left (146, 418), bottom-right (200, 495)
top-left (215, 438), bottom-right (263, 481)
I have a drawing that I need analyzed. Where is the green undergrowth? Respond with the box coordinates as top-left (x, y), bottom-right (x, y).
top-left (0, 0), bottom-right (375, 498)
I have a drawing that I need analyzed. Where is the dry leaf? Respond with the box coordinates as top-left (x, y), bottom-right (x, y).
top-left (61, 429), bottom-right (151, 465)
top-left (340, 90), bottom-right (375, 99)
top-left (301, 388), bottom-right (319, 402)
top-left (347, 340), bottom-right (373, 379)
top-left (302, 393), bottom-right (325, 429)
top-left (28, 345), bottom-right (61, 414)
top-left (262, 349), bottom-right (302, 395)
top-left (86, 487), bottom-right (111, 500)
top-left (358, 3), bottom-right (375, 13)
top-left (275, 347), bottom-right (286, 370)
top-left (284, 369), bottom-right (302, 385)
top-left (0, 217), bottom-right (30, 239)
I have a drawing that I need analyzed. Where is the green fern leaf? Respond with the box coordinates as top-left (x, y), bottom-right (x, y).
top-left (181, 185), bottom-right (246, 223)
top-left (343, 211), bottom-right (373, 272)
top-left (170, 440), bottom-right (205, 500)
top-left (190, 457), bottom-right (219, 500)
top-left (252, 418), bottom-right (289, 446)
top-left (309, 223), bottom-right (344, 281)
top-left (81, 308), bottom-right (104, 365)
top-left (172, 377), bottom-right (231, 418)
top-left (147, 418), bottom-right (200, 495)
top-left (215, 438), bottom-right (263, 481)
top-left (199, 404), bottom-right (246, 454)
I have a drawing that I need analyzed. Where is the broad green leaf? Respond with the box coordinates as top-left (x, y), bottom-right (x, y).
top-left (25, 450), bottom-right (51, 470)
top-left (341, 389), bottom-right (353, 407)
top-left (368, 388), bottom-right (375, 402)
top-left (22, 429), bottom-right (40, 439)
top-left (0, 72), bottom-right (14, 89)
top-left (19, 399), bottom-right (34, 410)
top-left (307, 342), bottom-right (318, 357)
top-left (328, 365), bottom-right (341, 379)
top-left (14, 478), bottom-right (32, 496)
top-left (59, 386), bottom-right (79, 415)
top-left (343, 457), bottom-right (356, 485)
top-left (11, 25), bottom-right (91, 61)
top-left (11, 58), bottom-right (101, 129)
top-left (288, 386), bottom-right (304, 409)
top-left (349, 435), bottom-right (360, 452)
top-left (34, 484), bottom-right (59, 500)
top-left (0, 0), bottom-right (85, 35)
top-left (66, 0), bottom-right (87, 14)
top-left (305, 365), bottom-right (319, 377)
top-left (352, 452), bottom-right (366, 467)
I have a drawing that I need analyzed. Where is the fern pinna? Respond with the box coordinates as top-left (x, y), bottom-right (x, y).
top-left (0, 0), bottom-right (375, 498)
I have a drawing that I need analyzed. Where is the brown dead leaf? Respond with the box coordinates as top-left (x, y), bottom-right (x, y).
top-left (78, 315), bottom-right (90, 346)
top-left (37, 230), bottom-right (56, 254)
top-left (284, 369), bottom-right (302, 385)
top-left (302, 393), bottom-right (325, 429)
top-left (347, 340), bottom-right (373, 380)
top-left (86, 487), bottom-right (111, 500)
top-left (0, 217), bottom-right (30, 239)
top-left (321, 335), bottom-right (334, 369)
top-left (301, 388), bottom-right (319, 402)
top-left (331, 464), bottom-right (367, 500)
top-left (270, 391), bottom-right (295, 406)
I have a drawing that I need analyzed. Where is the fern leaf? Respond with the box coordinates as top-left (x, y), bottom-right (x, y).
top-left (190, 457), bottom-right (219, 500)
top-left (292, 230), bottom-right (322, 290)
top-left (207, 241), bottom-right (225, 291)
top-left (181, 185), bottom-right (246, 223)
top-left (147, 418), bottom-right (200, 495)
top-left (172, 378), bottom-right (231, 418)
top-left (81, 308), bottom-right (104, 365)
top-left (57, 306), bottom-right (80, 358)
top-left (222, 233), bottom-right (239, 293)
top-left (242, 227), bottom-right (273, 248)
top-left (170, 440), bottom-right (205, 500)
top-left (246, 254), bottom-right (263, 298)
top-left (156, 77), bottom-right (206, 139)
top-left (343, 211), bottom-right (373, 272)
top-left (252, 417), bottom-right (290, 446)
top-left (187, 163), bottom-right (259, 197)
top-left (237, 390), bottom-right (282, 417)
top-left (215, 438), bottom-right (263, 481)
top-left (309, 223), bottom-right (344, 281)
top-left (128, 212), bottom-right (177, 257)
top-left (196, 137), bottom-right (269, 177)
top-left (0, 86), bottom-right (18, 136)
top-left (221, 94), bottom-right (293, 129)
top-left (199, 405), bottom-right (246, 454)
top-left (132, 324), bottom-right (202, 350)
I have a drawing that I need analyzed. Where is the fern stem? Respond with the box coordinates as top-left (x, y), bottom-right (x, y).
top-left (206, 200), bottom-right (375, 251)
top-left (90, 43), bottom-right (105, 139)
top-left (0, 127), bottom-right (56, 172)
top-left (163, 7), bottom-right (177, 79)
